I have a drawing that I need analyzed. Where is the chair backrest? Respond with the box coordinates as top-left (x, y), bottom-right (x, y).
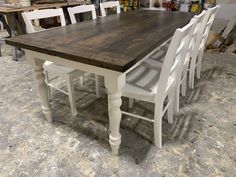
top-left (22, 8), bottom-right (66, 34)
top-left (176, 17), bottom-right (198, 82)
top-left (188, 10), bottom-right (208, 62)
top-left (100, 1), bottom-right (121, 17)
top-left (200, 5), bottom-right (220, 49)
top-left (68, 5), bottom-right (97, 24)
top-left (190, 5), bottom-right (220, 63)
top-left (155, 19), bottom-right (196, 100)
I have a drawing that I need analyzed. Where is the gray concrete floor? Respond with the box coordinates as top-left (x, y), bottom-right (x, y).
top-left (0, 42), bottom-right (236, 177)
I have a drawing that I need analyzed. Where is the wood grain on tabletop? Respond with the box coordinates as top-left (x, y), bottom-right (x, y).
top-left (6, 10), bottom-right (193, 72)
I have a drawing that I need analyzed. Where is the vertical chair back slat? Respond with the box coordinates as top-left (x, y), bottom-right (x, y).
top-left (68, 5), bottom-right (97, 24)
top-left (22, 8), bottom-right (66, 34)
top-left (100, 1), bottom-right (121, 17)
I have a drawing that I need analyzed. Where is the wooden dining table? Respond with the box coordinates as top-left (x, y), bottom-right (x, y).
top-left (6, 10), bottom-right (193, 155)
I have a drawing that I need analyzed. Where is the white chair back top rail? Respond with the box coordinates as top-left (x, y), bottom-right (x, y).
top-left (100, 1), bottom-right (121, 17)
top-left (68, 5), bottom-right (97, 24)
top-left (21, 8), bottom-right (66, 33)
top-left (153, 20), bottom-right (196, 99)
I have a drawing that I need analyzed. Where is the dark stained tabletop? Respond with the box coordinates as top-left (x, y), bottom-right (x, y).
top-left (6, 10), bottom-right (193, 72)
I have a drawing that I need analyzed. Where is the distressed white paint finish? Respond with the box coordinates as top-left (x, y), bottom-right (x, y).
top-left (25, 49), bottom-right (126, 155)
top-left (68, 5), bottom-right (97, 24)
top-left (100, 1), bottom-right (121, 17)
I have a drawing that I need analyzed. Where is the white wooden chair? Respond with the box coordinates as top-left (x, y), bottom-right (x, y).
top-left (189, 5), bottom-right (220, 89)
top-left (68, 5), bottom-right (97, 24)
top-left (121, 19), bottom-right (196, 148)
top-left (142, 11), bottom-right (209, 112)
top-left (22, 8), bottom-right (86, 116)
top-left (100, 1), bottom-right (121, 17)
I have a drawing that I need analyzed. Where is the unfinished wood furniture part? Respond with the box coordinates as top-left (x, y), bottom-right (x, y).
top-left (122, 18), bottom-right (196, 148)
top-left (189, 5), bottom-right (220, 89)
top-left (22, 8), bottom-right (84, 116)
top-left (0, 12), bottom-right (25, 60)
top-left (68, 4), bottom-right (97, 24)
top-left (0, 1), bottom-right (89, 60)
top-left (6, 10), bottom-right (193, 155)
top-left (100, 1), bottom-right (120, 17)
top-left (0, 14), bottom-right (11, 56)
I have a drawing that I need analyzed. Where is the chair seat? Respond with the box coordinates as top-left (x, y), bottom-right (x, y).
top-left (151, 42), bottom-right (169, 59)
top-left (149, 43), bottom-right (168, 63)
top-left (144, 42), bottom-right (169, 67)
top-left (122, 65), bottom-right (161, 103)
top-left (43, 61), bottom-right (83, 75)
top-left (123, 62), bottom-right (175, 103)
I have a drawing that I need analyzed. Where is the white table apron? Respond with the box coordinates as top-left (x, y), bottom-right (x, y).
top-left (25, 49), bottom-right (126, 155)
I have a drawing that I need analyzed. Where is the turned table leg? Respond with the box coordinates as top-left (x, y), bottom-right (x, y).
top-left (105, 73), bottom-right (125, 155)
top-left (26, 52), bottom-right (53, 122)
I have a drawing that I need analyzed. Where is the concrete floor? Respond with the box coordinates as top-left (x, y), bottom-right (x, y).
top-left (0, 42), bottom-right (236, 177)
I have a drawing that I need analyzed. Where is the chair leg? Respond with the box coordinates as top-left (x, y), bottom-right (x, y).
top-left (168, 88), bottom-right (175, 123)
top-left (181, 75), bottom-right (187, 96)
top-left (189, 68), bottom-right (195, 89)
top-left (174, 83), bottom-right (180, 113)
top-left (66, 75), bottom-right (77, 116)
top-left (196, 51), bottom-right (204, 79)
top-left (196, 64), bottom-right (201, 79)
top-left (154, 104), bottom-right (163, 148)
top-left (95, 74), bottom-right (100, 98)
top-left (79, 74), bottom-right (84, 85)
top-left (12, 47), bottom-right (17, 61)
top-left (44, 71), bottom-right (52, 101)
top-left (128, 98), bottom-right (134, 109)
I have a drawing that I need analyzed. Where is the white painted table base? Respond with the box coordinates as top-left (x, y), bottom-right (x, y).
top-left (25, 50), bottom-right (126, 155)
